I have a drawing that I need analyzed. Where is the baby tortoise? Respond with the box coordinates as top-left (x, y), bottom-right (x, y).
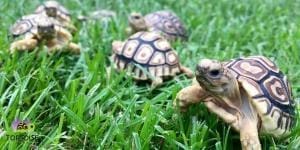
top-left (111, 31), bottom-right (193, 88)
top-left (10, 14), bottom-right (80, 54)
top-left (174, 56), bottom-right (296, 150)
top-left (77, 9), bottom-right (116, 22)
top-left (126, 10), bottom-right (188, 41)
top-left (35, 0), bottom-right (76, 32)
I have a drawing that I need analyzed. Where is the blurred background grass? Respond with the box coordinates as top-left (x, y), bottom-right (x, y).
top-left (0, 0), bottom-right (299, 149)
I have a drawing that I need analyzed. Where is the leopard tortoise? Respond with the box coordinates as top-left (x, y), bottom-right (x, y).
top-left (126, 10), bottom-right (188, 41)
top-left (10, 14), bottom-right (80, 54)
top-left (174, 56), bottom-right (296, 150)
top-left (111, 31), bottom-right (193, 88)
top-left (35, 0), bottom-right (76, 32)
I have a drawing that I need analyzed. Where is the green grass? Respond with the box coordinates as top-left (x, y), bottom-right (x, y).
top-left (0, 0), bottom-right (299, 149)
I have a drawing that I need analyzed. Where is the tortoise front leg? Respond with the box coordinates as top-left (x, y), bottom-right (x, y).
top-left (10, 39), bottom-right (38, 53)
top-left (151, 77), bottom-right (163, 89)
top-left (66, 42), bottom-right (80, 54)
top-left (55, 26), bottom-right (73, 42)
top-left (125, 27), bottom-right (133, 36)
top-left (240, 118), bottom-right (261, 150)
top-left (203, 97), bottom-right (240, 131)
top-left (174, 83), bottom-right (208, 112)
top-left (180, 65), bottom-right (194, 78)
top-left (47, 40), bottom-right (80, 54)
top-left (238, 89), bottom-right (261, 150)
top-left (64, 22), bottom-right (77, 33)
top-left (46, 38), bottom-right (63, 53)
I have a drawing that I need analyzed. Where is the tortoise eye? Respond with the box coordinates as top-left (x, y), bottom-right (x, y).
top-left (133, 15), bottom-right (141, 19)
top-left (208, 69), bottom-right (220, 77)
top-left (50, 24), bottom-right (55, 29)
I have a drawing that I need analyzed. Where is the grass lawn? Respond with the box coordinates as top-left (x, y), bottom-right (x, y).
top-left (0, 0), bottom-right (299, 149)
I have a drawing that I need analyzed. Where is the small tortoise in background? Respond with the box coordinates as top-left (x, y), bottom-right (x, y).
top-left (111, 31), bottom-right (193, 88)
top-left (35, 0), bottom-right (77, 32)
top-left (77, 9), bottom-right (116, 22)
top-left (126, 10), bottom-right (188, 41)
top-left (174, 56), bottom-right (296, 150)
top-left (10, 14), bottom-right (80, 54)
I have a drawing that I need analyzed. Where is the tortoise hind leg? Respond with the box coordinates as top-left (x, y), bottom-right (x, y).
top-left (180, 65), bottom-right (194, 78)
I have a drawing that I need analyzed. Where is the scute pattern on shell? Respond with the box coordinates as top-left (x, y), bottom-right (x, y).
top-left (112, 32), bottom-right (181, 80)
top-left (10, 14), bottom-right (41, 38)
top-left (34, 0), bottom-right (71, 24)
top-left (10, 14), bottom-right (59, 38)
top-left (35, 1), bottom-right (70, 16)
top-left (144, 10), bottom-right (188, 41)
top-left (225, 56), bottom-right (295, 136)
top-left (10, 19), bottom-right (33, 37)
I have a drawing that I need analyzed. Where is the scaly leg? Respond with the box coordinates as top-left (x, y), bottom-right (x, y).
top-left (180, 65), bottom-right (194, 78)
top-left (47, 42), bottom-right (80, 54)
top-left (67, 42), bottom-right (80, 54)
top-left (46, 38), bottom-right (63, 53)
top-left (64, 22), bottom-right (77, 33)
top-left (125, 27), bottom-right (133, 36)
top-left (10, 39), bottom-right (38, 53)
top-left (151, 77), bottom-right (163, 89)
top-left (55, 26), bottom-right (73, 42)
top-left (239, 89), bottom-right (261, 150)
top-left (203, 97), bottom-right (240, 131)
top-left (240, 118), bottom-right (261, 150)
top-left (47, 37), bottom-right (80, 54)
top-left (174, 84), bottom-right (208, 112)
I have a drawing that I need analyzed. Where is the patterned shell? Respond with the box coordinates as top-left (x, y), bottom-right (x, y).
top-left (35, 0), bottom-right (71, 22)
top-left (112, 31), bottom-right (181, 80)
top-left (144, 10), bottom-right (188, 41)
top-left (10, 14), bottom-right (42, 38)
top-left (224, 56), bottom-right (295, 137)
top-left (10, 14), bottom-right (57, 38)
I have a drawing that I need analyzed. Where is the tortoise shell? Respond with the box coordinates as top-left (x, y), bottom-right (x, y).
top-left (10, 18), bottom-right (34, 38)
top-left (10, 14), bottom-right (58, 38)
top-left (144, 10), bottom-right (188, 41)
top-left (112, 31), bottom-right (181, 80)
top-left (224, 56), bottom-right (295, 137)
top-left (10, 14), bottom-right (43, 38)
top-left (35, 0), bottom-right (71, 22)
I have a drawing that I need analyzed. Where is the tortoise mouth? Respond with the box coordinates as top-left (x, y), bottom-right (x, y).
top-left (38, 27), bottom-right (55, 39)
top-left (195, 67), bottom-right (225, 93)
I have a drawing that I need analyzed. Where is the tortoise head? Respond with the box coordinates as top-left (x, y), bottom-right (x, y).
top-left (112, 41), bottom-right (124, 54)
top-left (196, 59), bottom-right (236, 95)
top-left (37, 17), bottom-right (56, 39)
top-left (43, 1), bottom-right (60, 17)
top-left (128, 12), bottom-right (147, 32)
top-left (45, 7), bottom-right (57, 17)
